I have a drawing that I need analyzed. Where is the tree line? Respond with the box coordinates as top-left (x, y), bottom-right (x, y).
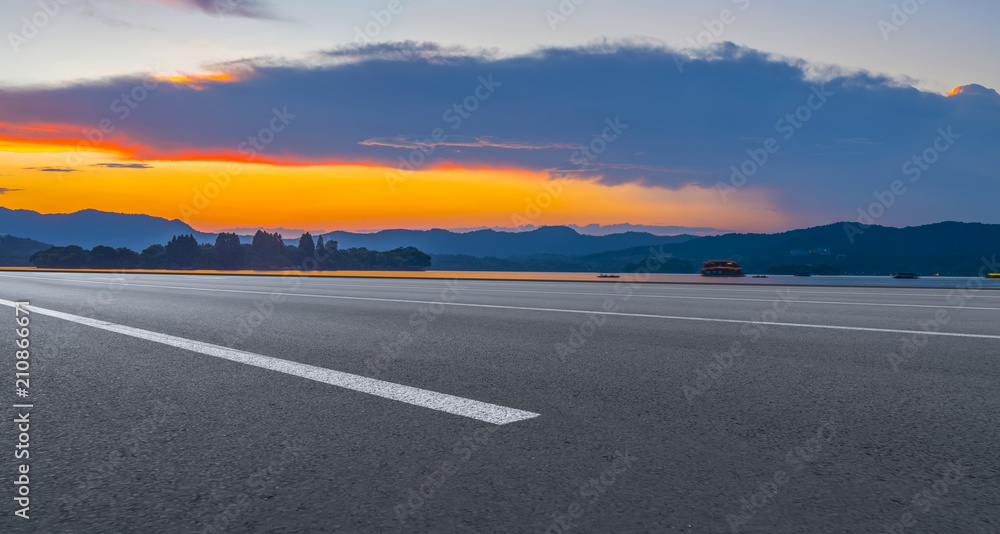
top-left (29, 231), bottom-right (431, 271)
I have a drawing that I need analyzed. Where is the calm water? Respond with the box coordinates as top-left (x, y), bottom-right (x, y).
top-left (387, 271), bottom-right (1000, 289)
top-left (8, 267), bottom-right (1000, 289)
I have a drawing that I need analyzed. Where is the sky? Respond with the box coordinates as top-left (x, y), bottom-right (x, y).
top-left (0, 0), bottom-right (998, 234)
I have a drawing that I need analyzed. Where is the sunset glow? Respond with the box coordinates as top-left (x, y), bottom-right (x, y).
top-left (0, 147), bottom-right (787, 233)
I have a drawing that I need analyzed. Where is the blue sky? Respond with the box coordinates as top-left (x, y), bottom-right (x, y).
top-left (3, 0), bottom-right (998, 93)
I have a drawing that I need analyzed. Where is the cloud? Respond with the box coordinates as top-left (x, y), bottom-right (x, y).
top-left (91, 163), bottom-right (154, 169)
top-left (0, 188), bottom-right (23, 194)
top-left (153, 0), bottom-right (274, 19)
top-left (1, 41), bottom-right (998, 226)
top-left (359, 135), bottom-right (580, 151)
top-left (23, 167), bottom-right (77, 172)
top-left (946, 84), bottom-right (1000, 99)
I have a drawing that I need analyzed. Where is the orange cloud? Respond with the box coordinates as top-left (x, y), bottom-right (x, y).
top-left (0, 135), bottom-right (135, 157)
top-left (0, 122), bottom-right (137, 157)
top-left (152, 71), bottom-right (246, 90)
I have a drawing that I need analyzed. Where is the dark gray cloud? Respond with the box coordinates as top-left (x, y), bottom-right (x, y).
top-left (23, 167), bottom-right (77, 172)
top-left (0, 188), bottom-right (23, 194)
top-left (91, 163), bottom-right (154, 169)
top-left (1, 41), bottom-right (998, 226)
top-left (165, 0), bottom-right (273, 19)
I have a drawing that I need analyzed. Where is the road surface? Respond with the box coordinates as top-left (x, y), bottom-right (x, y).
top-left (1, 271), bottom-right (998, 533)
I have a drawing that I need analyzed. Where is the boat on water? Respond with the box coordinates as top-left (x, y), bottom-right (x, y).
top-left (597, 274), bottom-right (620, 278)
top-left (892, 272), bottom-right (919, 279)
top-left (752, 275), bottom-right (768, 278)
top-left (701, 260), bottom-right (744, 277)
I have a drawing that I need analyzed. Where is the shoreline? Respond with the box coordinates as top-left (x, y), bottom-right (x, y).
top-left (2, 267), bottom-right (998, 290)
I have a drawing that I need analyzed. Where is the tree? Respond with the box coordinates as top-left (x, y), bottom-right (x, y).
top-left (315, 235), bottom-right (339, 269)
top-left (251, 230), bottom-right (284, 268)
top-left (320, 238), bottom-right (339, 269)
top-left (298, 232), bottom-right (315, 260)
top-left (165, 234), bottom-right (201, 268)
top-left (30, 246), bottom-right (87, 268)
top-left (389, 246), bottom-right (431, 269)
top-left (141, 244), bottom-right (166, 268)
top-left (116, 247), bottom-right (141, 269)
top-left (215, 232), bottom-right (244, 269)
top-left (87, 245), bottom-right (119, 268)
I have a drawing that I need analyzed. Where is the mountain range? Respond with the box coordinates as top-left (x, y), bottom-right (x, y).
top-left (0, 208), bottom-right (218, 251)
top-left (0, 235), bottom-right (52, 266)
top-left (0, 208), bottom-right (695, 258)
top-left (1, 208), bottom-right (997, 275)
top-left (599, 221), bottom-right (1000, 276)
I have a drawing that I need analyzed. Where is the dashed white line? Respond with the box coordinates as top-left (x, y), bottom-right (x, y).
top-left (0, 299), bottom-right (539, 425)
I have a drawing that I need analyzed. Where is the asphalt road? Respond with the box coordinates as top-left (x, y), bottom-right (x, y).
top-left (1, 271), bottom-right (998, 533)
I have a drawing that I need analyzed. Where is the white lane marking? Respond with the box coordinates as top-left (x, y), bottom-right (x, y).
top-left (0, 299), bottom-right (539, 425)
top-left (372, 281), bottom-right (1000, 300)
top-left (50, 271), bottom-right (1000, 299)
top-left (205, 281), bottom-right (1000, 310)
top-left (5, 273), bottom-right (999, 311)
top-left (22, 271), bottom-right (1000, 299)
top-left (3, 277), bottom-right (999, 340)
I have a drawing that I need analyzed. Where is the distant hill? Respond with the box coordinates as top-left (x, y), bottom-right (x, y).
top-left (651, 221), bottom-right (1000, 275)
top-left (429, 222), bottom-right (1000, 276)
top-left (321, 226), bottom-right (696, 257)
top-left (0, 235), bottom-right (53, 266)
top-left (648, 222), bottom-right (999, 259)
top-left (0, 208), bottom-right (216, 251)
top-left (0, 208), bottom-right (696, 258)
